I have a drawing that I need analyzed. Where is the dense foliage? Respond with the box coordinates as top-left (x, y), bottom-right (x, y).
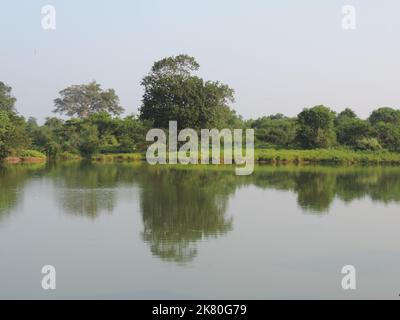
top-left (2, 55), bottom-right (400, 160)
top-left (53, 81), bottom-right (125, 117)
top-left (139, 54), bottom-right (240, 130)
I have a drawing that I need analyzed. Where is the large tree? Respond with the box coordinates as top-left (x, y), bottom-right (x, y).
top-left (139, 54), bottom-right (235, 129)
top-left (368, 107), bottom-right (400, 126)
top-left (368, 107), bottom-right (400, 151)
top-left (53, 81), bottom-right (124, 117)
top-left (0, 82), bottom-right (17, 113)
top-left (0, 82), bottom-right (30, 159)
top-left (335, 109), bottom-right (372, 147)
top-left (296, 105), bottom-right (336, 149)
top-left (0, 111), bottom-right (29, 159)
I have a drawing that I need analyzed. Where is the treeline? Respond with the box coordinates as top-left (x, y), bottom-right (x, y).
top-left (1, 54), bottom-right (400, 161)
top-left (250, 106), bottom-right (400, 151)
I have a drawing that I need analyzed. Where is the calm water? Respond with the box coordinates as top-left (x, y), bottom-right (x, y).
top-left (1, 162), bottom-right (400, 299)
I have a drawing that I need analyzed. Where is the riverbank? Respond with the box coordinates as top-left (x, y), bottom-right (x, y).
top-left (90, 149), bottom-right (400, 165)
top-left (4, 148), bottom-right (400, 165)
top-left (254, 149), bottom-right (400, 164)
top-left (3, 150), bottom-right (46, 164)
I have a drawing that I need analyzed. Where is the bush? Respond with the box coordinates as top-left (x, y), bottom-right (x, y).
top-left (355, 138), bottom-right (382, 151)
top-left (98, 145), bottom-right (135, 154)
top-left (58, 151), bottom-right (81, 161)
top-left (18, 149), bottom-right (46, 158)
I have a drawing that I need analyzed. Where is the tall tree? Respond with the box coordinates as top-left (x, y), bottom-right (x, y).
top-left (0, 82), bottom-right (17, 113)
top-left (334, 108), bottom-right (357, 126)
top-left (296, 105), bottom-right (336, 148)
top-left (53, 81), bottom-right (124, 117)
top-left (0, 111), bottom-right (29, 159)
top-left (368, 107), bottom-right (400, 126)
top-left (335, 109), bottom-right (372, 147)
top-left (0, 83), bottom-right (30, 159)
top-left (139, 54), bottom-right (235, 129)
top-left (368, 107), bottom-right (400, 151)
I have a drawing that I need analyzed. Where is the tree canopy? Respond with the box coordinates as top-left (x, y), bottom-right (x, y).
top-left (139, 54), bottom-right (237, 129)
top-left (53, 81), bottom-right (125, 118)
top-left (4, 55), bottom-right (400, 160)
top-left (296, 105), bottom-right (337, 149)
top-left (0, 82), bottom-right (17, 113)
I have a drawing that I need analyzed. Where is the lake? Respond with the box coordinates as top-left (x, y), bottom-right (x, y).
top-left (0, 162), bottom-right (400, 299)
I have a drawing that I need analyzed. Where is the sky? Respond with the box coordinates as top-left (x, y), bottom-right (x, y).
top-left (1, 0), bottom-right (400, 122)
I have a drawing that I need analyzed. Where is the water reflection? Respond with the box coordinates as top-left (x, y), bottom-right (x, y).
top-left (139, 167), bottom-right (235, 263)
top-left (251, 166), bottom-right (400, 213)
top-left (48, 162), bottom-right (123, 218)
top-left (2, 163), bottom-right (400, 263)
top-left (0, 164), bottom-right (45, 221)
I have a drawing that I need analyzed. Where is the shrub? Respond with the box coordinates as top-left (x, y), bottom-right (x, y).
top-left (355, 138), bottom-right (382, 151)
top-left (18, 149), bottom-right (46, 158)
top-left (58, 151), bottom-right (81, 160)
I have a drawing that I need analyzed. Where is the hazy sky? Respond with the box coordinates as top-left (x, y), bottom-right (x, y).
top-left (1, 0), bottom-right (400, 122)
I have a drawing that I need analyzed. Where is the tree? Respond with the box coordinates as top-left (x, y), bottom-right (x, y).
top-left (77, 123), bottom-right (100, 157)
top-left (368, 107), bottom-right (400, 126)
top-left (115, 115), bottom-right (150, 152)
top-left (53, 81), bottom-right (124, 117)
top-left (139, 54), bottom-right (235, 129)
top-left (0, 82), bottom-right (17, 113)
top-left (335, 108), bottom-right (357, 126)
top-left (251, 115), bottom-right (296, 147)
top-left (0, 83), bottom-right (31, 159)
top-left (367, 107), bottom-right (400, 151)
top-left (336, 118), bottom-right (372, 147)
top-left (0, 111), bottom-right (29, 159)
top-left (296, 105), bottom-right (336, 148)
top-left (30, 118), bottom-right (63, 158)
top-left (0, 111), bottom-right (14, 159)
top-left (374, 122), bottom-right (400, 151)
top-left (337, 108), bottom-right (357, 119)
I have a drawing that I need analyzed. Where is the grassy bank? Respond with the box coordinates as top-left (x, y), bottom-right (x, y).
top-left (5, 149), bottom-right (400, 165)
top-left (254, 149), bottom-right (400, 164)
top-left (4, 150), bottom-right (47, 164)
top-left (91, 153), bottom-right (145, 162)
top-left (90, 149), bottom-right (400, 165)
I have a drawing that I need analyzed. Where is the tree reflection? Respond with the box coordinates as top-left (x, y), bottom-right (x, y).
top-left (138, 167), bottom-right (235, 263)
top-left (3, 162), bottom-right (400, 263)
top-left (49, 162), bottom-right (137, 218)
top-left (252, 166), bottom-right (400, 214)
top-left (0, 164), bottom-right (45, 221)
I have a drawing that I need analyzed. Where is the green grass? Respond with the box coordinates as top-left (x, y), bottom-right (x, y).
top-left (92, 149), bottom-right (400, 165)
top-left (92, 153), bottom-right (145, 162)
top-left (57, 151), bottom-right (82, 161)
top-left (254, 149), bottom-right (400, 164)
top-left (17, 149), bottom-right (46, 158)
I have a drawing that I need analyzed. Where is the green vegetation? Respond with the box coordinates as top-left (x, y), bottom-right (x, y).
top-left (17, 149), bottom-right (46, 158)
top-left (53, 81), bottom-right (125, 117)
top-left (92, 153), bottom-right (144, 162)
top-left (296, 105), bottom-right (336, 148)
top-left (254, 149), bottom-right (400, 164)
top-left (139, 54), bottom-right (240, 130)
top-left (2, 54), bottom-right (400, 164)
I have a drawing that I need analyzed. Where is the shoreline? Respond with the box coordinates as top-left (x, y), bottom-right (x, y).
top-left (4, 156), bottom-right (47, 164)
top-left (4, 149), bottom-right (400, 166)
top-left (91, 149), bottom-right (400, 165)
